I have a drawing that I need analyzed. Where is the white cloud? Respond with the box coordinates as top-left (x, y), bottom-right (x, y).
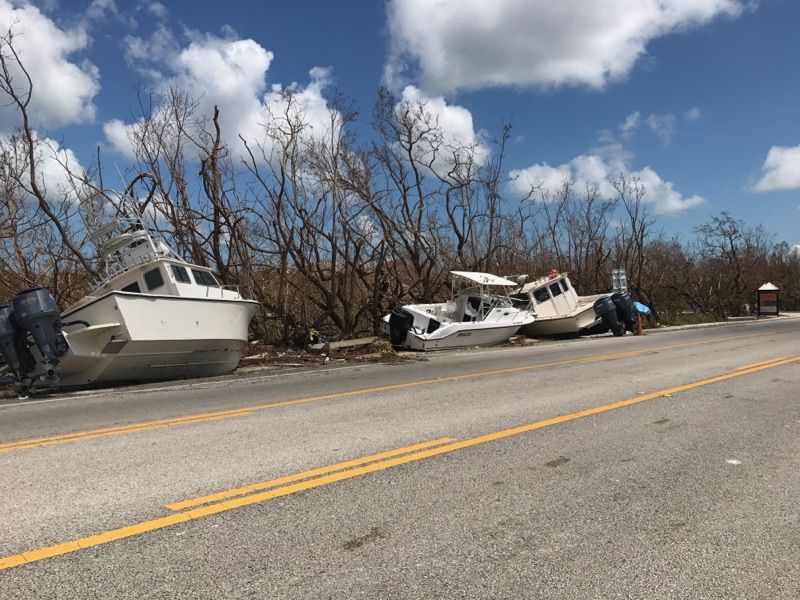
top-left (396, 85), bottom-right (489, 174)
top-left (0, 0), bottom-right (100, 131)
top-left (646, 113), bottom-right (677, 145)
top-left (34, 138), bottom-right (84, 202)
top-left (620, 110), bottom-right (683, 144)
top-left (146, 2), bottom-right (168, 20)
top-left (620, 112), bottom-right (641, 139)
top-left (753, 145), bottom-right (800, 192)
top-left (106, 29), bottom-right (337, 161)
top-left (123, 23), bottom-right (178, 65)
top-left (102, 118), bottom-right (136, 160)
top-left (0, 133), bottom-right (84, 204)
top-left (87, 0), bottom-right (118, 22)
top-left (684, 106), bottom-right (703, 121)
top-left (385, 0), bottom-right (745, 93)
top-left (509, 137), bottom-right (705, 215)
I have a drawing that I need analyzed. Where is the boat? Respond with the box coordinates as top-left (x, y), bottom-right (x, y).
top-left (510, 271), bottom-right (609, 337)
top-left (0, 175), bottom-right (258, 392)
top-left (384, 271), bottom-right (535, 351)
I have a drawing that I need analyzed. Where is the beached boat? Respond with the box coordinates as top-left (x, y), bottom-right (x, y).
top-left (0, 179), bottom-right (258, 392)
top-left (510, 271), bottom-right (608, 337)
top-left (384, 271), bottom-right (535, 351)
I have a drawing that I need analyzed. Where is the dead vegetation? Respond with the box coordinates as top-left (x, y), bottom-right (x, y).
top-left (1, 27), bottom-right (799, 355)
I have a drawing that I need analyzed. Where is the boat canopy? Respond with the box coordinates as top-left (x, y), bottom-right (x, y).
top-left (450, 271), bottom-right (518, 287)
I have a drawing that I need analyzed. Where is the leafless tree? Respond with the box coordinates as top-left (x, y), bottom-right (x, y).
top-left (0, 28), bottom-right (97, 279)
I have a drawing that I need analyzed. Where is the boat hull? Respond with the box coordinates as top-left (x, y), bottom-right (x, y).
top-left (403, 322), bottom-right (527, 351)
top-left (383, 305), bottom-right (534, 351)
top-left (28, 291), bottom-right (258, 388)
top-left (520, 301), bottom-right (600, 337)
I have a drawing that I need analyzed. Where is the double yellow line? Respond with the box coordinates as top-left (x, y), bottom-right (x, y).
top-left (0, 332), bottom-right (771, 455)
top-left (2, 351), bottom-right (797, 571)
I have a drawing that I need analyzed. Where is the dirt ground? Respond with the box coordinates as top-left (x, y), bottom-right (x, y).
top-left (238, 338), bottom-right (408, 368)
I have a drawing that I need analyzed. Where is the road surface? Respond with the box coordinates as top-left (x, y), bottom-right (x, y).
top-left (1, 318), bottom-right (798, 599)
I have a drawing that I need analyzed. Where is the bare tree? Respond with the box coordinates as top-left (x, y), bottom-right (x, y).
top-left (0, 29), bottom-right (97, 278)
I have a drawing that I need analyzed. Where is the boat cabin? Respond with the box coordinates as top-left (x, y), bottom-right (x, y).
top-left (86, 217), bottom-right (244, 302)
top-left (93, 258), bottom-right (242, 300)
top-left (513, 273), bottom-right (580, 318)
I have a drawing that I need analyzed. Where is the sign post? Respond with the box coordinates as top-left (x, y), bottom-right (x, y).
top-left (611, 268), bottom-right (627, 294)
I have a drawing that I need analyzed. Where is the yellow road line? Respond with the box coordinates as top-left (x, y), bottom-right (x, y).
top-left (735, 357), bottom-right (786, 371)
top-left (0, 410), bottom-right (256, 453)
top-left (0, 332), bottom-right (771, 454)
top-left (2, 351), bottom-right (795, 571)
top-left (166, 437), bottom-right (456, 511)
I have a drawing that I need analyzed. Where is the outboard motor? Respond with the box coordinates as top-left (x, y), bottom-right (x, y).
top-left (388, 307), bottom-right (414, 347)
top-left (12, 288), bottom-right (68, 373)
top-left (594, 296), bottom-right (624, 336)
top-left (0, 305), bottom-right (36, 378)
top-left (610, 292), bottom-right (638, 333)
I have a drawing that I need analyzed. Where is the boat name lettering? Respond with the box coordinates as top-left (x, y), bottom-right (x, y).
top-left (457, 332), bottom-right (472, 337)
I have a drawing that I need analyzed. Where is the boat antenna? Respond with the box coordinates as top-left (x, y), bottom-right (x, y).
top-left (110, 162), bottom-right (132, 220)
top-left (112, 162), bottom-right (128, 193)
top-left (96, 145), bottom-right (104, 191)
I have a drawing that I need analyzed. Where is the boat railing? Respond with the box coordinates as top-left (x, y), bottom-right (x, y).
top-left (201, 284), bottom-right (254, 301)
top-left (90, 250), bottom-right (162, 290)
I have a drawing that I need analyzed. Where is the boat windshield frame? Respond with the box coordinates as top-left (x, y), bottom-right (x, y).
top-left (450, 273), bottom-right (516, 320)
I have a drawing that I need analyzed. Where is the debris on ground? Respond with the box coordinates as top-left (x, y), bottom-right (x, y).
top-left (240, 337), bottom-right (407, 369)
top-left (508, 335), bottom-right (538, 346)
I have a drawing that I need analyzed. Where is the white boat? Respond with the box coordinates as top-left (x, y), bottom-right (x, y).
top-left (383, 271), bottom-right (535, 351)
top-left (0, 178), bottom-right (258, 392)
top-left (510, 271), bottom-right (608, 337)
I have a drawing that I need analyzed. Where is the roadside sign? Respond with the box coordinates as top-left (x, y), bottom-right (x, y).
top-left (612, 268), bottom-right (628, 293)
top-left (757, 282), bottom-right (779, 316)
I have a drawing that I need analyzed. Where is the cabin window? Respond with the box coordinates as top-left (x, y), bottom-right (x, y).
top-left (121, 281), bottom-right (141, 293)
top-left (144, 267), bottom-right (165, 291)
top-left (191, 269), bottom-right (220, 287)
top-left (549, 283), bottom-right (563, 297)
top-left (171, 265), bottom-right (191, 284)
top-left (533, 288), bottom-right (550, 303)
top-left (560, 279), bottom-right (569, 292)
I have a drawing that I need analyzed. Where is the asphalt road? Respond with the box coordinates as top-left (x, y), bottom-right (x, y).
top-left (1, 318), bottom-right (798, 599)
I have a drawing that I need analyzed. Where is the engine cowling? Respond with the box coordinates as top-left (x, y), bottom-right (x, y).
top-left (12, 288), bottom-right (68, 369)
top-left (0, 305), bottom-right (36, 378)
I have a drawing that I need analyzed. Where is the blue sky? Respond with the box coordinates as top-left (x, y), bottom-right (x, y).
top-left (3, 0), bottom-right (800, 245)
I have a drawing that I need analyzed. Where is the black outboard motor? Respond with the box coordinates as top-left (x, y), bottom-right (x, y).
top-left (0, 305), bottom-right (36, 378)
top-left (12, 288), bottom-right (68, 373)
top-left (594, 296), bottom-right (624, 336)
top-left (610, 292), bottom-right (638, 333)
top-left (388, 307), bottom-right (414, 347)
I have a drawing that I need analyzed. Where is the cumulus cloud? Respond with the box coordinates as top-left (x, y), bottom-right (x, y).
top-left (0, 133), bottom-right (84, 203)
top-left (106, 28), bottom-right (337, 161)
top-left (753, 145), bottom-right (800, 192)
top-left (385, 0), bottom-right (745, 93)
top-left (509, 133), bottom-right (705, 215)
top-left (33, 137), bottom-right (84, 202)
top-left (0, 0), bottom-right (100, 131)
top-left (395, 85), bottom-right (490, 173)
